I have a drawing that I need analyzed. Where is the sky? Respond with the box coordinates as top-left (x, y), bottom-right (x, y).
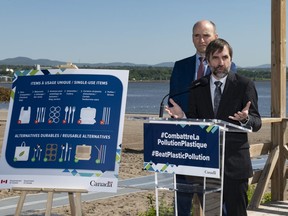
top-left (0, 0), bottom-right (285, 67)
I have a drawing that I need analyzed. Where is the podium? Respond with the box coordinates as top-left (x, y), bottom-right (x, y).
top-left (143, 118), bottom-right (251, 216)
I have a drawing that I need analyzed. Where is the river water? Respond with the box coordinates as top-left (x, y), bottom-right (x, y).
top-left (126, 81), bottom-right (281, 117)
top-left (0, 81), bottom-right (285, 117)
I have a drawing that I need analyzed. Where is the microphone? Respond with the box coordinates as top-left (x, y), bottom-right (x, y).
top-left (158, 77), bottom-right (208, 117)
top-left (190, 76), bottom-right (208, 89)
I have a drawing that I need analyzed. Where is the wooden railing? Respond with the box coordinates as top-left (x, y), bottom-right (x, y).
top-left (248, 117), bottom-right (288, 209)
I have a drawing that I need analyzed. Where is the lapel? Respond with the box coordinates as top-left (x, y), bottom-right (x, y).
top-left (191, 55), bottom-right (197, 77)
top-left (206, 66), bottom-right (211, 76)
top-left (183, 55), bottom-right (197, 83)
top-left (216, 73), bottom-right (237, 118)
top-left (203, 76), bottom-right (215, 118)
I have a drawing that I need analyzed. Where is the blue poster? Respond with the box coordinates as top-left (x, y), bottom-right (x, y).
top-left (0, 69), bottom-right (128, 192)
top-left (144, 120), bottom-right (221, 178)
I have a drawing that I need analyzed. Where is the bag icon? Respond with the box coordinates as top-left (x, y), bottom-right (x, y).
top-left (14, 141), bottom-right (30, 161)
top-left (19, 106), bottom-right (31, 124)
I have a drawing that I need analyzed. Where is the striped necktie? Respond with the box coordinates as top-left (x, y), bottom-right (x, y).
top-left (197, 57), bottom-right (205, 79)
top-left (214, 81), bottom-right (222, 116)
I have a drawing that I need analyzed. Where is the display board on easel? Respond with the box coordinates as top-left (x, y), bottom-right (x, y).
top-left (0, 69), bottom-right (129, 193)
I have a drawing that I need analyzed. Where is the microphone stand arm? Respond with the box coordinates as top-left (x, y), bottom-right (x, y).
top-left (158, 77), bottom-right (208, 118)
top-left (159, 93), bottom-right (170, 118)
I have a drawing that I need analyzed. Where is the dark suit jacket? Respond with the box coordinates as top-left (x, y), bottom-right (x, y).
top-left (187, 73), bottom-right (262, 179)
top-left (169, 55), bottom-right (237, 115)
top-left (169, 55), bottom-right (198, 114)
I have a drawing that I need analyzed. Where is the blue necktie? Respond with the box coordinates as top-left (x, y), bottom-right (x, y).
top-left (214, 81), bottom-right (222, 116)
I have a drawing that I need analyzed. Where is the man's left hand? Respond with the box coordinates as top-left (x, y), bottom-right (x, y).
top-left (228, 101), bottom-right (251, 122)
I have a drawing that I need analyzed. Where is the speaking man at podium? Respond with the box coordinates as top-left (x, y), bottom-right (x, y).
top-left (166, 38), bottom-right (262, 216)
top-left (168, 20), bottom-right (238, 216)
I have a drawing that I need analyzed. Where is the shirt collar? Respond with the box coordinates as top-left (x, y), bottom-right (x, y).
top-left (210, 74), bottom-right (228, 87)
top-left (196, 54), bottom-right (206, 62)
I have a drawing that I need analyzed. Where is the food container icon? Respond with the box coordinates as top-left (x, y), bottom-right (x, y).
top-left (75, 144), bottom-right (91, 160)
top-left (79, 107), bottom-right (96, 124)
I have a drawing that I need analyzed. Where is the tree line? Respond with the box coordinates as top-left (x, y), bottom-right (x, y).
top-left (87, 66), bottom-right (274, 81)
top-left (0, 64), bottom-right (280, 82)
top-left (0, 65), bottom-right (282, 102)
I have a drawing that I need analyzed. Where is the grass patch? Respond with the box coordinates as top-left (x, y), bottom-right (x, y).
top-left (138, 193), bottom-right (174, 216)
top-left (248, 184), bottom-right (272, 204)
top-left (139, 184), bottom-right (272, 216)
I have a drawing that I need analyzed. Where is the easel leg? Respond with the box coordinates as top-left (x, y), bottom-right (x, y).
top-left (74, 192), bottom-right (82, 216)
top-left (68, 192), bottom-right (76, 216)
top-left (15, 191), bottom-right (27, 216)
top-left (68, 192), bottom-right (82, 216)
top-left (13, 188), bottom-right (86, 216)
top-left (45, 191), bottom-right (54, 216)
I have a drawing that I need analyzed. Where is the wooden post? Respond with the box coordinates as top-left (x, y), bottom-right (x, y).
top-left (14, 187), bottom-right (42, 216)
top-left (45, 190), bottom-right (54, 216)
top-left (270, 0), bottom-right (287, 201)
top-left (68, 192), bottom-right (77, 216)
top-left (74, 192), bottom-right (83, 216)
top-left (14, 190), bottom-right (28, 216)
top-left (192, 193), bottom-right (203, 216)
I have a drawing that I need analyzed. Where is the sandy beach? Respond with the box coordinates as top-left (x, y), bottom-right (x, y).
top-left (0, 110), bottom-right (271, 215)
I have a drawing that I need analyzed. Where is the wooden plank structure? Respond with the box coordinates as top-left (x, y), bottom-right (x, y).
top-left (270, 0), bottom-right (288, 203)
top-left (249, 0), bottom-right (287, 209)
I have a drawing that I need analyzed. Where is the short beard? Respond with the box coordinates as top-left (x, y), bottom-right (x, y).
top-left (212, 66), bottom-right (229, 79)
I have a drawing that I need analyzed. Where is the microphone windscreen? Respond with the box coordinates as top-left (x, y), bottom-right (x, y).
top-left (200, 77), bottom-right (208, 86)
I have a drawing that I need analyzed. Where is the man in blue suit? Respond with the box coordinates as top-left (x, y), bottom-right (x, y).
top-left (169, 20), bottom-right (236, 115)
top-left (169, 20), bottom-right (236, 215)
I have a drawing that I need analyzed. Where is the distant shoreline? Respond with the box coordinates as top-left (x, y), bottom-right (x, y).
top-left (0, 79), bottom-right (277, 85)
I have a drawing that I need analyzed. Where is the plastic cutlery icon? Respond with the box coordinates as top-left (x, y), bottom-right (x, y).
top-left (68, 146), bottom-right (72, 161)
top-left (71, 106), bottom-right (76, 123)
top-left (64, 106), bottom-right (69, 122)
top-left (68, 106), bottom-right (72, 123)
top-left (64, 143), bottom-right (68, 161)
top-left (42, 107), bottom-right (46, 123)
top-left (38, 148), bottom-right (42, 161)
top-left (59, 145), bottom-right (65, 162)
top-left (36, 107), bottom-right (39, 122)
top-left (37, 107), bottom-right (42, 122)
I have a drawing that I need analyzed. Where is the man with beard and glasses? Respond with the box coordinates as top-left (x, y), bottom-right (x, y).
top-left (166, 38), bottom-right (262, 216)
